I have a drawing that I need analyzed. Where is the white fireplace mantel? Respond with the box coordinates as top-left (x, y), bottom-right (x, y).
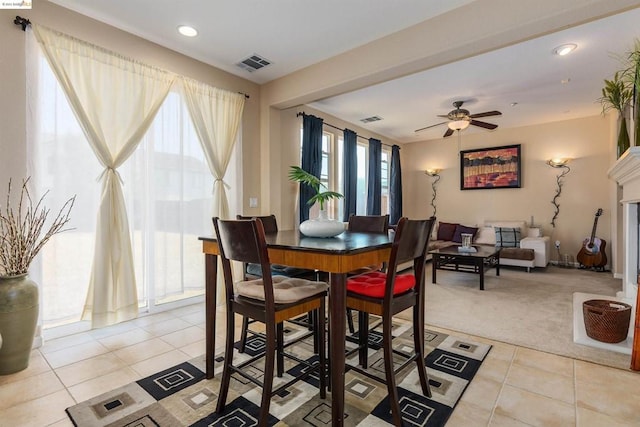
top-left (608, 146), bottom-right (640, 301)
top-left (609, 147), bottom-right (640, 200)
top-left (572, 148), bottom-right (640, 354)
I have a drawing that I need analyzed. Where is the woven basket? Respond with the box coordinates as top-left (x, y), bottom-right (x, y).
top-left (582, 299), bottom-right (631, 343)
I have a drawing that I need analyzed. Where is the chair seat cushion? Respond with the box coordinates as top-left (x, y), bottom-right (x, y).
top-left (346, 271), bottom-right (415, 298)
top-left (236, 276), bottom-right (328, 304)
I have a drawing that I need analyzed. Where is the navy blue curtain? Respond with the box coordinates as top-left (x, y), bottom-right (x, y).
top-left (342, 129), bottom-right (358, 221)
top-left (300, 114), bottom-right (324, 222)
top-left (367, 138), bottom-right (382, 215)
top-left (389, 144), bottom-right (402, 225)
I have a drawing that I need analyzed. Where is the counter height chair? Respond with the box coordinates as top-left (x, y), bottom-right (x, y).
top-left (213, 217), bottom-right (328, 426)
top-left (236, 214), bottom-right (318, 357)
top-left (345, 217), bottom-right (435, 427)
top-left (345, 214), bottom-right (390, 333)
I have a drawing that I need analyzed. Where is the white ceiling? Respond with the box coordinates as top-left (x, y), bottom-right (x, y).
top-left (50, 0), bottom-right (640, 143)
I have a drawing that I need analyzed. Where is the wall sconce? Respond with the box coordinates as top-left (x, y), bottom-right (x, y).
top-left (425, 169), bottom-right (441, 218)
top-left (547, 158), bottom-right (571, 227)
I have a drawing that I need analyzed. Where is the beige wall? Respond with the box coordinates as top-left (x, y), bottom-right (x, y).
top-left (0, 2), bottom-right (260, 213)
top-left (402, 115), bottom-right (616, 264)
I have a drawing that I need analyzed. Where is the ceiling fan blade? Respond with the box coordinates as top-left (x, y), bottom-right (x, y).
top-left (443, 128), bottom-right (454, 138)
top-left (470, 120), bottom-right (498, 130)
top-left (414, 121), bottom-right (448, 133)
top-left (436, 114), bottom-right (450, 118)
top-left (469, 110), bottom-right (502, 119)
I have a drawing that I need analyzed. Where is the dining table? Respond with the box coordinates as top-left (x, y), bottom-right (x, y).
top-left (199, 229), bottom-right (392, 426)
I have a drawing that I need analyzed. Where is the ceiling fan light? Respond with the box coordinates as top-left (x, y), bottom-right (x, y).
top-left (448, 119), bottom-right (470, 131)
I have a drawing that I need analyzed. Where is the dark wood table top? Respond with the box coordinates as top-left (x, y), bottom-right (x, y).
top-left (200, 229), bottom-right (392, 254)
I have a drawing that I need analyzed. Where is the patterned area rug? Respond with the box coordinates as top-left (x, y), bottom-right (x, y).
top-left (66, 321), bottom-right (491, 426)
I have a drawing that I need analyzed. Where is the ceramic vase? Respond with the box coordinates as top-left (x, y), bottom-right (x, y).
top-left (0, 274), bottom-right (38, 375)
top-left (299, 209), bottom-right (345, 238)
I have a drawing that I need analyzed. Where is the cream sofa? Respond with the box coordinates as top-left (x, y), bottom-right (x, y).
top-left (474, 220), bottom-right (550, 271)
top-left (425, 220), bottom-right (550, 272)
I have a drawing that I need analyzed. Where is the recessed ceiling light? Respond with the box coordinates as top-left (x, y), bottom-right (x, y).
top-left (553, 43), bottom-right (577, 56)
top-left (561, 78), bottom-right (571, 84)
top-left (177, 25), bottom-right (198, 37)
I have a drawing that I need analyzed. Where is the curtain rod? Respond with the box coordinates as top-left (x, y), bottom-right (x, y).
top-left (296, 111), bottom-right (395, 148)
top-left (12, 15), bottom-right (250, 99)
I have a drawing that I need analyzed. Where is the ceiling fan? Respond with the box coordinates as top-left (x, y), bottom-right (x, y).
top-left (415, 100), bottom-right (502, 137)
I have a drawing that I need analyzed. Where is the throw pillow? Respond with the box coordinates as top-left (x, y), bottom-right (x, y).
top-left (436, 221), bottom-right (458, 241)
top-left (495, 227), bottom-right (521, 247)
top-left (452, 224), bottom-right (479, 243)
top-left (474, 226), bottom-right (496, 245)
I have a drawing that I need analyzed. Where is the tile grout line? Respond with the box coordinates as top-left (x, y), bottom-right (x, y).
top-left (486, 344), bottom-right (516, 425)
top-left (573, 359), bottom-right (578, 426)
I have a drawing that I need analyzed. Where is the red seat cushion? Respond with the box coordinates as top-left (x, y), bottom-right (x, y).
top-left (346, 271), bottom-right (415, 298)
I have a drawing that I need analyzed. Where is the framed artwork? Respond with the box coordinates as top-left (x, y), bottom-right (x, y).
top-left (460, 144), bottom-right (521, 190)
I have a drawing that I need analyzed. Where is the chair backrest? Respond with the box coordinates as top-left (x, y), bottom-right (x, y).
top-left (213, 217), bottom-right (276, 307)
top-left (347, 214), bottom-right (389, 233)
top-left (236, 214), bottom-right (278, 234)
top-left (383, 217), bottom-right (435, 300)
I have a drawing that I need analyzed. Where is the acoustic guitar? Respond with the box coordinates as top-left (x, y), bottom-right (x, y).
top-left (576, 208), bottom-right (607, 270)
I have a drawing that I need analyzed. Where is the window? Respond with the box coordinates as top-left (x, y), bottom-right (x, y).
top-left (308, 132), bottom-right (341, 219)
top-left (302, 129), bottom-right (391, 219)
top-left (381, 148), bottom-right (391, 214)
top-left (29, 52), bottom-right (239, 329)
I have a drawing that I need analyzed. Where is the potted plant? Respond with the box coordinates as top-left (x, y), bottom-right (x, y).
top-left (600, 71), bottom-right (633, 158)
top-left (288, 166), bottom-right (344, 237)
top-left (0, 178), bottom-right (74, 374)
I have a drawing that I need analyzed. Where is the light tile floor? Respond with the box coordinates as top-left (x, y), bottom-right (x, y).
top-left (1, 302), bottom-right (639, 426)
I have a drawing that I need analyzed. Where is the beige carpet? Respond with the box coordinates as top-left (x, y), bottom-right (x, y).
top-left (400, 263), bottom-right (632, 370)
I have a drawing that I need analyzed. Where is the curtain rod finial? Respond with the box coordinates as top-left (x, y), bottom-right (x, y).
top-left (14, 16), bottom-right (31, 31)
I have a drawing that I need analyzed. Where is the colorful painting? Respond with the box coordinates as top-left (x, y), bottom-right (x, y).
top-left (460, 144), bottom-right (521, 190)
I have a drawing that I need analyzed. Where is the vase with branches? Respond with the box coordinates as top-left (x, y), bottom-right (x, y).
top-left (288, 166), bottom-right (345, 237)
top-left (0, 178), bottom-right (75, 374)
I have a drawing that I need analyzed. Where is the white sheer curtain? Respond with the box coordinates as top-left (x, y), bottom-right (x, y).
top-left (32, 24), bottom-right (176, 328)
top-left (181, 80), bottom-right (245, 301)
top-left (124, 92), bottom-right (214, 303)
top-left (181, 79), bottom-right (245, 220)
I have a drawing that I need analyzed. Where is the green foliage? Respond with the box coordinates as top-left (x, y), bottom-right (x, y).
top-left (288, 166), bottom-right (343, 211)
top-left (599, 39), bottom-right (640, 156)
top-left (599, 71), bottom-right (632, 114)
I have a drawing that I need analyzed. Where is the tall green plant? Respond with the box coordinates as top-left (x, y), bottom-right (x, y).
top-left (599, 71), bottom-right (632, 157)
top-left (288, 166), bottom-right (343, 211)
top-left (626, 39), bottom-right (640, 147)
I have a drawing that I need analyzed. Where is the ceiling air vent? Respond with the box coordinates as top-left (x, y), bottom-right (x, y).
top-left (236, 54), bottom-right (272, 72)
top-left (360, 115), bottom-right (383, 123)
